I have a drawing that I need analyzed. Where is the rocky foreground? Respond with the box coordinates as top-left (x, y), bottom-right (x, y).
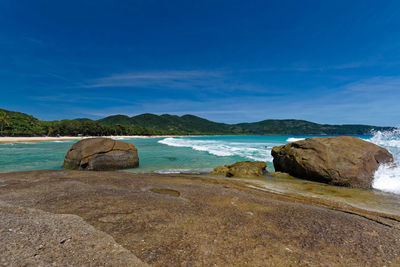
top-left (1, 170), bottom-right (400, 266)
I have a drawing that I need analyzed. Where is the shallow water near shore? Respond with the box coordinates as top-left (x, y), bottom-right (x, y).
top-left (243, 174), bottom-right (400, 217)
top-left (0, 134), bottom-right (363, 173)
top-left (0, 131), bottom-right (400, 201)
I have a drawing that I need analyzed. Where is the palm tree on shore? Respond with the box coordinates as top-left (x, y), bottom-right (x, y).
top-left (0, 112), bottom-right (10, 136)
top-left (27, 115), bottom-right (37, 126)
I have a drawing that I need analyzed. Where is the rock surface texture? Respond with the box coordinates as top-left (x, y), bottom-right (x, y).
top-left (0, 201), bottom-right (147, 267)
top-left (0, 170), bottom-right (400, 266)
top-left (63, 138), bottom-right (139, 171)
top-left (271, 136), bottom-right (393, 188)
top-left (210, 161), bottom-right (267, 177)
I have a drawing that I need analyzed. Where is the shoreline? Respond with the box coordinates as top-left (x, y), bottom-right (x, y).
top-left (0, 135), bottom-right (185, 144)
top-left (0, 133), bottom-right (373, 145)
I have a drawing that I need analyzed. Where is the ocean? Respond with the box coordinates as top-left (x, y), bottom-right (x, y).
top-left (1, 130), bottom-right (399, 195)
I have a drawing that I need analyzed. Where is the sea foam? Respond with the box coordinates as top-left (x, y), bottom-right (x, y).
top-left (370, 128), bottom-right (400, 194)
top-left (158, 137), bottom-right (273, 161)
top-left (286, 137), bottom-right (305, 142)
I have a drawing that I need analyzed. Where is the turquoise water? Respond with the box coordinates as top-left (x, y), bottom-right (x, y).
top-left (2, 132), bottom-right (400, 195)
top-left (0, 135), bottom-right (369, 174)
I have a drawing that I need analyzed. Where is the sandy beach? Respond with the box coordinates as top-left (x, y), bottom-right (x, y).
top-left (0, 135), bottom-right (182, 144)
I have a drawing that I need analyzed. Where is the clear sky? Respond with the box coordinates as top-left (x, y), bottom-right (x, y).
top-left (1, 0), bottom-right (400, 126)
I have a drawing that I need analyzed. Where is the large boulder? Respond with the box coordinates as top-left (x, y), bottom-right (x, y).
top-left (271, 136), bottom-right (393, 188)
top-left (63, 138), bottom-right (139, 171)
top-left (210, 161), bottom-right (267, 178)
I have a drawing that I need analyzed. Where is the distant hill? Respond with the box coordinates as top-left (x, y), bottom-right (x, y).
top-left (98, 113), bottom-right (392, 135)
top-left (231, 119), bottom-right (390, 135)
top-left (98, 113), bottom-right (232, 134)
top-left (0, 108), bottom-right (42, 136)
top-left (0, 108), bottom-right (394, 136)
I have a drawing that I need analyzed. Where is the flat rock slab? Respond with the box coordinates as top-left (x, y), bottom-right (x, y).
top-left (0, 201), bottom-right (147, 267)
top-left (0, 170), bottom-right (400, 266)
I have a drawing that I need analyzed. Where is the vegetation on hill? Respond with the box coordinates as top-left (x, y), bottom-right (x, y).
top-left (232, 120), bottom-right (388, 135)
top-left (98, 113), bottom-right (392, 135)
top-left (0, 109), bottom-right (174, 136)
top-left (0, 108), bottom-right (393, 137)
top-left (98, 113), bottom-right (232, 134)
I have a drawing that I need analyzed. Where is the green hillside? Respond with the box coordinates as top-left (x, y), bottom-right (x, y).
top-left (232, 120), bottom-right (387, 135)
top-left (98, 113), bottom-right (391, 135)
top-left (0, 108), bottom-right (42, 136)
top-left (0, 109), bottom-right (174, 137)
top-left (98, 113), bottom-right (231, 134)
top-left (0, 108), bottom-right (393, 136)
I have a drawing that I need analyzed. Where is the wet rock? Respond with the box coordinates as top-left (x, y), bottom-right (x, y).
top-left (63, 138), bottom-right (139, 171)
top-left (210, 161), bottom-right (267, 178)
top-left (271, 136), bottom-right (393, 188)
top-left (269, 172), bottom-right (295, 179)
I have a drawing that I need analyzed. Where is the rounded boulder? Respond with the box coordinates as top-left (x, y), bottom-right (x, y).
top-left (271, 136), bottom-right (393, 188)
top-left (63, 138), bottom-right (139, 171)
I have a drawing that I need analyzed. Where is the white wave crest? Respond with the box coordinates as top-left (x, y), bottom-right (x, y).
top-left (154, 168), bottom-right (212, 174)
top-left (370, 128), bottom-right (400, 194)
top-left (158, 137), bottom-right (272, 161)
top-left (286, 137), bottom-right (305, 142)
top-left (372, 163), bottom-right (400, 194)
top-left (370, 128), bottom-right (400, 148)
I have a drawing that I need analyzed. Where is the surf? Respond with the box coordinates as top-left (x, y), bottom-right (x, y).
top-left (158, 137), bottom-right (273, 161)
top-left (370, 128), bottom-right (400, 194)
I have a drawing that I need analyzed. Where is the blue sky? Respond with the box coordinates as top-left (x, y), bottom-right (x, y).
top-left (1, 0), bottom-right (400, 126)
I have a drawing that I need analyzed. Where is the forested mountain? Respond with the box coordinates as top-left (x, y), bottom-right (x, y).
top-left (98, 113), bottom-right (232, 133)
top-left (98, 113), bottom-right (392, 135)
top-left (0, 108), bottom-right (393, 136)
top-left (0, 109), bottom-right (171, 136)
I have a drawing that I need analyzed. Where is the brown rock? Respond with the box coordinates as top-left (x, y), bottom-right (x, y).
top-left (269, 171), bottom-right (295, 179)
top-left (271, 136), bottom-right (393, 188)
top-left (1, 170), bottom-right (400, 266)
top-left (63, 138), bottom-right (139, 171)
top-left (0, 201), bottom-right (148, 266)
top-left (210, 161), bottom-right (267, 178)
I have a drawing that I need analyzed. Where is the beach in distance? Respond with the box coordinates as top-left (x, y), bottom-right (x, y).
top-left (2, 0), bottom-right (400, 265)
top-left (2, 133), bottom-right (400, 265)
top-left (0, 135), bottom-right (182, 144)
top-left (1, 132), bottom-right (400, 194)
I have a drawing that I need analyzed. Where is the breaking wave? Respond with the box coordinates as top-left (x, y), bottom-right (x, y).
top-left (286, 137), bottom-right (305, 142)
top-left (370, 128), bottom-right (400, 194)
top-left (158, 137), bottom-right (273, 161)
